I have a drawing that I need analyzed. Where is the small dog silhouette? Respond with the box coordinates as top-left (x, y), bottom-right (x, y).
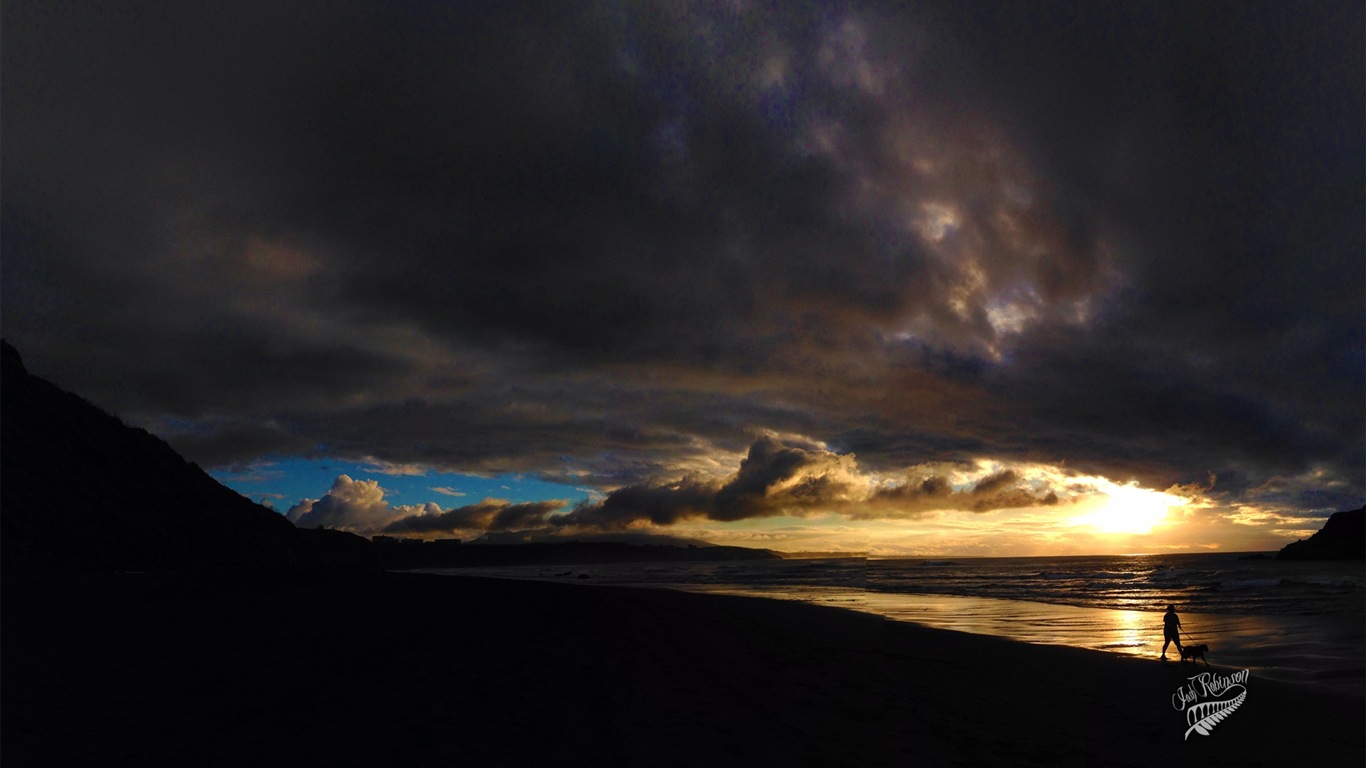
top-left (1180, 643), bottom-right (1210, 666)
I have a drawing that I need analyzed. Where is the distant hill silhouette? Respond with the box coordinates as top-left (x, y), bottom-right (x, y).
top-left (1, 340), bottom-right (373, 571)
top-left (1277, 506), bottom-right (1365, 560)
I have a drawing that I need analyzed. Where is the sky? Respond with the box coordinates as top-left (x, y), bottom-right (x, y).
top-left (3, 0), bottom-right (1361, 556)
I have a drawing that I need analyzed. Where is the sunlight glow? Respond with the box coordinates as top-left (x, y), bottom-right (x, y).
top-left (1069, 483), bottom-right (1189, 535)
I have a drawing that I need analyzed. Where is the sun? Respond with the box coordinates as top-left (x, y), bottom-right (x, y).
top-left (1071, 483), bottom-right (1187, 535)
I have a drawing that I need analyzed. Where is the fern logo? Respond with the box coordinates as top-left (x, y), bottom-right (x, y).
top-left (1171, 669), bottom-right (1250, 741)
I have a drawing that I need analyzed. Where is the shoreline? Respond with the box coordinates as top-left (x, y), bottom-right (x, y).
top-left (423, 561), bottom-right (1366, 697)
top-left (4, 570), bottom-right (1363, 767)
top-left (678, 583), bottom-right (1366, 694)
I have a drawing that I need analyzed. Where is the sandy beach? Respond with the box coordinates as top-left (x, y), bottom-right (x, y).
top-left (4, 571), bottom-right (1362, 767)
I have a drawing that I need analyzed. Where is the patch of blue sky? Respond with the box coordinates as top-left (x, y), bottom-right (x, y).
top-left (210, 456), bottom-right (591, 514)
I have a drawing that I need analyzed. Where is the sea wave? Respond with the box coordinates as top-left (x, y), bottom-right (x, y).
top-left (1219, 578), bottom-right (1284, 590)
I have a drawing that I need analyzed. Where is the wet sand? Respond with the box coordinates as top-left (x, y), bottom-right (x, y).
top-left (665, 584), bottom-right (1366, 694)
top-left (4, 570), bottom-right (1362, 767)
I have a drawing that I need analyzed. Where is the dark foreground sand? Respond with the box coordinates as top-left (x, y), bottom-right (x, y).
top-left (4, 571), bottom-right (1362, 768)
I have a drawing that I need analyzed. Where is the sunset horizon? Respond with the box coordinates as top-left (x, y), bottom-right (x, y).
top-left (197, 446), bottom-right (1349, 559)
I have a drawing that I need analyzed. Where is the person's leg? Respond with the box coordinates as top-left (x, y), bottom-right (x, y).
top-left (1162, 638), bottom-right (1171, 657)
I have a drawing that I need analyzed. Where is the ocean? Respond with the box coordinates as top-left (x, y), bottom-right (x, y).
top-left (430, 552), bottom-right (1365, 694)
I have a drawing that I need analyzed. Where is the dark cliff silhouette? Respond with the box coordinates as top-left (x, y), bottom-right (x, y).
top-left (1, 340), bottom-right (374, 571)
top-left (1277, 506), bottom-right (1365, 560)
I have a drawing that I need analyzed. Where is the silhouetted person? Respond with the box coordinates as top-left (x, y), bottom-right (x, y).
top-left (1161, 604), bottom-right (1184, 658)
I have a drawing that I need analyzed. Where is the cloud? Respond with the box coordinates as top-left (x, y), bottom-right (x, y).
top-left (2, 0), bottom-right (1359, 522)
top-left (362, 460), bottom-right (430, 477)
top-left (285, 473), bottom-right (569, 536)
top-left (381, 499), bottom-right (569, 536)
top-left (286, 474), bottom-right (437, 531)
top-left (293, 436), bottom-right (1062, 537)
top-left (970, 470), bottom-right (1019, 497)
top-left (562, 435), bottom-right (1058, 530)
top-left (273, 436), bottom-right (1328, 558)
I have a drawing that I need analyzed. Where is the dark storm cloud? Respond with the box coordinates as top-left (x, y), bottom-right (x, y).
top-left (969, 470), bottom-right (1018, 497)
top-left (913, 0), bottom-right (1366, 497)
top-left (3, 0), bottom-right (1360, 514)
top-left (564, 434), bottom-right (860, 528)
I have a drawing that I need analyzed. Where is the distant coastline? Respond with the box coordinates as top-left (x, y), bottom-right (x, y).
top-left (1276, 507), bottom-right (1365, 560)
